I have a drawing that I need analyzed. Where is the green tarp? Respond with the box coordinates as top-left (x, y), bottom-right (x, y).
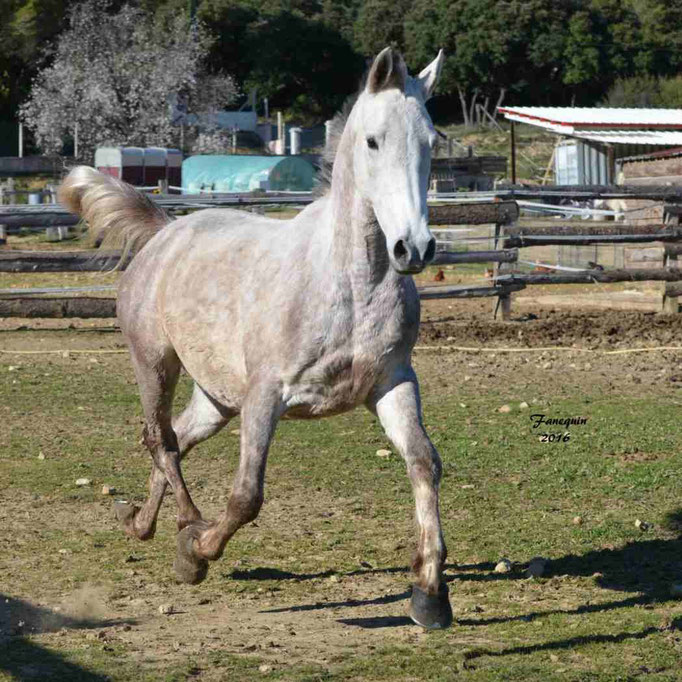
top-left (182, 155), bottom-right (314, 193)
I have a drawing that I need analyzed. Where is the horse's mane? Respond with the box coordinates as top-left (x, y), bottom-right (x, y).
top-left (314, 94), bottom-right (358, 197)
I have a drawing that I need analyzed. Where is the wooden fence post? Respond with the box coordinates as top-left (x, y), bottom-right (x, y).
top-left (492, 223), bottom-right (512, 320)
top-left (663, 209), bottom-right (680, 313)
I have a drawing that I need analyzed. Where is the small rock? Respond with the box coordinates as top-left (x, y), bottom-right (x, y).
top-left (328, 574), bottom-right (340, 583)
top-left (526, 557), bottom-right (548, 578)
top-left (101, 484), bottom-right (116, 496)
top-left (62, 351), bottom-right (70, 358)
top-left (459, 403), bottom-right (467, 408)
top-left (461, 484), bottom-right (475, 490)
top-left (550, 654), bottom-right (559, 663)
top-left (463, 375), bottom-right (472, 382)
top-left (75, 478), bottom-right (91, 487)
top-left (376, 449), bottom-right (391, 458)
top-left (259, 665), bottom-right (272, 674)
top-left (498, 404), bottom-right (511, 414)
top-left (230, 429), bottom-right (240, 436)
top-left (635, 519), bottom-right (650, 532)
top-left (37, 452), bottom-right (45, 460)
top-left (519, 401), bottom-right (529, 410)
top-left (572, 516), bottom-right (583, 526)
top-left (494, 558), bottom-right (512, 574)
top-left (542, 362), bottom-right (552, 370)
top-left (8, 365), bottom-right (20, 372)
top-left (670, 583), bottom-right (682, 598)
top-left (158, 604), bottom-right (174, 615)
top-left (58, 548), bottom-right (69, 555)
top-left (360, 560), bottom-right (373, 568)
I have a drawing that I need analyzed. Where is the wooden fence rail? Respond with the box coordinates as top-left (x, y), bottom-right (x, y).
top-left (0, 297), bottom-right (116, 318)
top-left (503, 224), bottom-right (682, 248)
top-left (0, 199), bottom-right (519, 229)
top-left (0, 282), bottom-right (530, 318)
top-left (501, 267), bottom-right (682, 286)
top-left (0, 248), bottom-right (520, 273)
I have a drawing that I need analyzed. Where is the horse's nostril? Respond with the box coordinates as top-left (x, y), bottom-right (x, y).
top-left (424, 238), bottom-right (436, 263)
top-left (393, 240), bottom-right (408, 261)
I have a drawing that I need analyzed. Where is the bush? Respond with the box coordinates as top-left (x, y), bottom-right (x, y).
top-left (604, 75), bottom-right (682, 108)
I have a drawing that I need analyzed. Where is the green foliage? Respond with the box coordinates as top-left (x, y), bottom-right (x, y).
top-left (604, 76), bottom-right (660, 107)
top-left (353, 0), bottom-right (411, 56)
top-left (6, 0), bottom-right (682, 129)
top-left (200, 0), bottom-right (363, 122)
top-left (605, 75), bottom-right (682, 108)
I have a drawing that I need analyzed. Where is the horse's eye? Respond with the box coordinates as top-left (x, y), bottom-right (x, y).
top-left (367, 136), bottom-right (378, 150)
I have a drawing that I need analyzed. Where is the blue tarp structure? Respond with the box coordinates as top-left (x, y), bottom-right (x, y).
top-left (182, 155), bottom-right (315, 193)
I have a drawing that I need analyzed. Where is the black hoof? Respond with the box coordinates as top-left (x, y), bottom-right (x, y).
top-left (409, 583), bottom-right (453, 630)
top-left (174, 525), bottom-right (209, 585)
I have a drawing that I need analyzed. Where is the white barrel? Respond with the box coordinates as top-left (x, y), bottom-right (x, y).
top-left (290, 127), bottom-right (302, 155)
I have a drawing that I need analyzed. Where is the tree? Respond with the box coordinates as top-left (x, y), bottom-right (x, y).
top-left (354, 0), bottom-right (412, 56)
top-left (0, 0), bottom-right (72, 127)
top-left (635, 0), bottom-right (682, 77)
top-left (20, 0), bottom-right (237, 161)
top-left (201, 0), bottom-right (363, 121)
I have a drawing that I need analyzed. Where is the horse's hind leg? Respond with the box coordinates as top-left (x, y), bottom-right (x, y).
top-left (174, 383), bottom-right (235, 458)
top-left (117, 381), bottom-right (232, 541)
top-left (173, 383), bottom-right (283, 584)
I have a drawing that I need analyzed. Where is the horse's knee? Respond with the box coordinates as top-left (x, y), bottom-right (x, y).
top-left (142, 422), bottom-right (178, 454)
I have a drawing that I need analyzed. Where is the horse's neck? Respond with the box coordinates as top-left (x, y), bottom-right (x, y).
top-left (327, 132), bottom-right (395, 296)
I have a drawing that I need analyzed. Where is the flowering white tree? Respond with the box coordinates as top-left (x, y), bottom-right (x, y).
top-left (21, 0), bottom-right (238, 161)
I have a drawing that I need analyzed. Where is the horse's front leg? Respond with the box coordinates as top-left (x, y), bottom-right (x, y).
top-left (368, 373), bottom-right (452, 629)
top-left (173, 383), bottom-right (283, 584)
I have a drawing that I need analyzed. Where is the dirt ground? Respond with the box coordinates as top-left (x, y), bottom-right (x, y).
top-left (3, 296), bottom-right (682, 680)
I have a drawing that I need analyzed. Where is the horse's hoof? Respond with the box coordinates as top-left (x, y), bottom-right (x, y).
top-left (409, 583), bottom-right (453, 630)
top-left (174, 525), bottom-right (209, 585)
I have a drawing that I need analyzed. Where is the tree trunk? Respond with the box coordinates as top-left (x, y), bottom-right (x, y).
top-left (494, 88), bottom-right (506, 119)
top-left (457, 87), bottom-right (470, 127)
top-left (468, 88), bottom-right (479, 129)
top-left (481, 96), bottom-right (490, 127)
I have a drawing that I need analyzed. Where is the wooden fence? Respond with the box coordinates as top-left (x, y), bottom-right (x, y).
top-left (4, 187), bottom-right (682, 319)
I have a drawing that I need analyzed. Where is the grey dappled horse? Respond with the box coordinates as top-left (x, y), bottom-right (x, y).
top-left (59, 47), bottom-right (452, 629)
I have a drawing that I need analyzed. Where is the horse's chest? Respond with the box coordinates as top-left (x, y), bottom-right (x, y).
top-left (283, 302), bottom-right (415, 418)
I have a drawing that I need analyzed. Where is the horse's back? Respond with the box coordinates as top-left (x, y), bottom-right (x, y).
top-left (117, 201), bottom-right (333, 408)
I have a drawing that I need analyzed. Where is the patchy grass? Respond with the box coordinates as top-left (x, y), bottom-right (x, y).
top-left (2, 331), bottom-right (682, 680)
top-left (440, 123), bottom-right (557, 183)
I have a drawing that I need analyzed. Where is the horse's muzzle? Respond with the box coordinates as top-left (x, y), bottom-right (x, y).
top-left (391, 237), bottom-right (436, 274)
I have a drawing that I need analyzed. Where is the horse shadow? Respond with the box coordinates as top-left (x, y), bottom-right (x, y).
top-left (0, 594), bottom-right (136, 681)
top-left (252, 533), bottom-right (682, 637)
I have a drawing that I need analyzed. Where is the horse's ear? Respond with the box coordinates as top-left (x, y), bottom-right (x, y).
top-left (416, 49), bottom-right (445, 101)
top-left (367, 47), bottom-right (406, 94)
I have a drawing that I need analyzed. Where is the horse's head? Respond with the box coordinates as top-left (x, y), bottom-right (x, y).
top-left (352, 47), bottom-right (444, 275)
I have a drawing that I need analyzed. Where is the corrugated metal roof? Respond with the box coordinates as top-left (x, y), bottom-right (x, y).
top-left (619, 146), bottom-right (682, 163)
top-left (571, 131), bottom-right (682, 145)
top-left (498, 106), bottom-right (682, 129)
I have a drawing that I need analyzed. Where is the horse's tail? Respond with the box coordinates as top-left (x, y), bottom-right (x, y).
top-left (58, 166), bottom-right (172, 266)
